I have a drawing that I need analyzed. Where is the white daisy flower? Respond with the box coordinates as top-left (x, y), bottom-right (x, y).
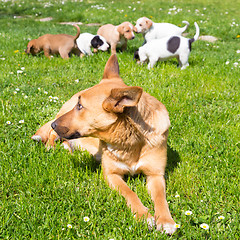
top-left (19, 120), bottom-right (24, 124)
top-left (218, 215), bottom-right (225, 220)
top-left (174, 223), bottom-right (181, 228)
top-left (185, 210), bottom-right (193, 216)
top-left (67, 224), bottom-right (72, 229)
top-left (83, 216), bottom-right (90, 222)
top-left (6, 121), bottom-right (11, 125)
top-left (200, 223), bottom-right (209, 230)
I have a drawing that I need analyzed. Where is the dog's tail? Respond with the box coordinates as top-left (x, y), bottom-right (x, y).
top-left (181, 20), bottom-right (190, 33)
top-left (73, 24), bottom-right (80, 41)
top-left (189, 22), bottom-right (200, 50)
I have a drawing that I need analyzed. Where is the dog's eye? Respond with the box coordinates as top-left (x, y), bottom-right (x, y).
top-left (126, 30), bottom-right (130, 32)
top-left (76, 103), bottom-right (83, 110)
top-left (139, 24), bottom-right (142, 26)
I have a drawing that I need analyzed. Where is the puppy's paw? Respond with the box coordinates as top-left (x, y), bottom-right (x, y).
top-left (31, 135), bottom-right (42, 142)
top-left (156, 219), bottom-right (177, 235)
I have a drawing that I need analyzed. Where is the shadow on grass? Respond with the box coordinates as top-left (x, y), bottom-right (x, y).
top-left (166, 145), bottom-right (181, 178)
top-left (70, 150), bottom-right (101, 173)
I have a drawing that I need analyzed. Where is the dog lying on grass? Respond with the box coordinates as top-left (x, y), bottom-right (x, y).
top-left (32, 54), bottom-right (177, 235)
top-left (25, 25), bottom-right (81, 59)
top-left (134, 22), bottom-right (200, 69)
top-left (97, 22), bottom-right (136, 54)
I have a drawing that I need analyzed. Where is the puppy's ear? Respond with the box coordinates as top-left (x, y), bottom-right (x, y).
top-left (103, 54), bottom-right (120, 79)
top-left (91, 36), bottom-right (100, 48)
top-left (25, 42), bottom-right (33, 54)
top-left (146, 19), bottom-right (153, 28)
top-left (133, 26), bottom-right (138, 32)
top-left (117, 24), bottom-right (124, 35)
top-left (103, 86), bottom-right (143, 113)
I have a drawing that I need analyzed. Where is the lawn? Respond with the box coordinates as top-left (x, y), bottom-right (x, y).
top-left (0, 0), bottom-right (240, 239)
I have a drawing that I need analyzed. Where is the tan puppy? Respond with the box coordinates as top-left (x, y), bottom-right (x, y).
top-left (97, 22), bottom-right (136, 54)
top-left (32, 55), bottom-right (177, 235)
top-left (25, 25), bottom-right (81, 59)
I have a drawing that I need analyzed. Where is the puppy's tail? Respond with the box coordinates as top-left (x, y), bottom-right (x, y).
top-left (181, 20), bottom-right (190, 33)
top-left (189, 22), bottom-right (200, 50)
top-left (73, 24), bottom-right (80, 41)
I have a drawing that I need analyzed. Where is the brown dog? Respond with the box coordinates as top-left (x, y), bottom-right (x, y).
top-left (32, 55), bottom-right (177, 234)
top-left (97, 22), bottom-right (137, 54)
top-left (25, 25), bottom-right (81, 59)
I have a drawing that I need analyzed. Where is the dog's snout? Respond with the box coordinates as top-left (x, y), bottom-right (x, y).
top-left (51, 121), bottom-right (57, 130)
top-left (132, 36), bottom-right (135, 40)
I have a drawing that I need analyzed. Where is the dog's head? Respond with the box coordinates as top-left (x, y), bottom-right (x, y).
top-left (91, 35), bottom-right (109, 51)
top-left (117, 22), bottom-right (137, 40)
top-left (135, 17), bottom-right (153, 34)
top-left (51, 55), bottom-right (143, 140)
top-left (25, 39), bottom-right (40, 55)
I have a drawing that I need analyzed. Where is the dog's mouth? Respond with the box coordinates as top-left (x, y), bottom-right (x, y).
top-left (66, 131), bottom-right (81, 139)
top-left (51, 121), bottom-right (81, 139)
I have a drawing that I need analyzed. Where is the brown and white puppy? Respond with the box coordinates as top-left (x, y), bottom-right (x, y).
top-left (135, 17), bottom-right (189, 43)
top-left (25, 25), bottom-right (81, 59)
top-left (97, 22), bottom-right (136, 54)
top-left (32, 55), bottom-right (177, 235)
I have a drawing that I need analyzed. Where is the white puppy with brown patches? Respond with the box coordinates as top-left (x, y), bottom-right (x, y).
top-left (134, 22), bottom-right (200, 70)
top-left (135, 17), bottom-right (189, 43)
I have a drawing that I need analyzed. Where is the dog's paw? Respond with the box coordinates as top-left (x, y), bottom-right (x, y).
top-left (146, 216), bottom-right (155, 230)
top-left (156, 222), bottom-right (177, 235)
top-left (31, 135), bottom-right (42, 142)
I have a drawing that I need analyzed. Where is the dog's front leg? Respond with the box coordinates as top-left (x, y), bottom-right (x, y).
top-left (147, 175), bottom-right (176, 235)
top-left (105, 172), bottom-right (154, 225)
top-left (102, 155), bottom-right (154, 225)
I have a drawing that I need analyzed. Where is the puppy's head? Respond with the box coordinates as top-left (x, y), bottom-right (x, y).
top-left (135, 17), bottom-right (153, 34)
top-left (117, 22), bottom-right (136, 40)
top-left (25, 39), bottom-right (40, 55)
top-left (91, 35), bottom-right (109, 51)
top-left (51, 55), bottom-right (143, 141)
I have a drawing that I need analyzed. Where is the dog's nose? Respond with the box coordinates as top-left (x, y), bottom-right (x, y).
top-left (51, 121), bottom-right (57, 130)
top-left (132, 36), bottom-right (135, 40)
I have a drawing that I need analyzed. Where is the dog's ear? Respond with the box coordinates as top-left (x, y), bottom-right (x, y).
top-left (25, 42), bottom-right (33, 53)
top-left (117, 24), bottom-right (124, 35)
top-left (102, 86), bottom-right (143, 113)
top-left (91, 36), bottom-right (99, 48)
top-left (133, 26), bottom-right (138, 32)
top-left (146, 19), bottom-right (153, 28)
top-left (103, 54), bottom-right (120, 79)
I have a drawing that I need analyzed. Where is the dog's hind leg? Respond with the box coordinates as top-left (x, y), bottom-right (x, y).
top-left (59, 48), bottom-right (70, 59)
top-left (32, 120), bottom-right (54, 144)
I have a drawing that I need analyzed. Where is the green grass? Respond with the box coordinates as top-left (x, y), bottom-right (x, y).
top-left (0, 0), bottom-right (240, 239)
